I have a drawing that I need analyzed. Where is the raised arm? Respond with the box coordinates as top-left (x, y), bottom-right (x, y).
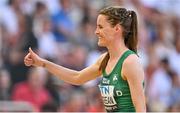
top-left (24, 48), bottom-right (105, 85)
top-left (122, 54), bottom-right (146, 112)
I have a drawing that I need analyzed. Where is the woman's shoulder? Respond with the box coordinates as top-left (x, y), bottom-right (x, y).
top-left (125, 53), bottom-right (139, 63)
top-left (123, 53), bottom-right (141, 69)
top-left (122, 53), bottom-right (144, 80)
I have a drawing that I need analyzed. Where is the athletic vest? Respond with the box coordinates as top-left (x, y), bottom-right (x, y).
top-left (99, 50), bottom-right (136, 112)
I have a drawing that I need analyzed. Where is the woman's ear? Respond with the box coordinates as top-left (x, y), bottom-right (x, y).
top-left (115, 24), bottom-right (122, 33)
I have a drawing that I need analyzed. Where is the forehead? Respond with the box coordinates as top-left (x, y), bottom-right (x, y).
top-left (97, 14), bottom-right (108, 24)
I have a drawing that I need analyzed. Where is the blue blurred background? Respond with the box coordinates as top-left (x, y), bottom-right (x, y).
top-left (0, 0), bottom-right (180, 112)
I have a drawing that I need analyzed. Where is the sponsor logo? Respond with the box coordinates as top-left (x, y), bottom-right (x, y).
top-left (113, 74), bottom-right (118, 81)
top-left (102, 78), bottom-right (110, 84)
top-left (105, 105), bottom-right (118, 111)
top-left (116, 90), bottom-right (123, 96)
top-left (99, 85), bottom-right (117, 106)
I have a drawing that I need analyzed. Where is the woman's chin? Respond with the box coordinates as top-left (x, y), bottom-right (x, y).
top-left (98, 42), bottom-right (105, 47)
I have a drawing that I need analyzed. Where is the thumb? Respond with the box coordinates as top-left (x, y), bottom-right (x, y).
top-left (29, 47), bottom-right (35, 56)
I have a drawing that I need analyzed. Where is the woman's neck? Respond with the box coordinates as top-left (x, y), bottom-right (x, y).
top-left (107, 41), bottom-right (128, 59)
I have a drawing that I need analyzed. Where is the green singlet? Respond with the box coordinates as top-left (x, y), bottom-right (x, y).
top-left (99, 50), bottom-right (136, 112)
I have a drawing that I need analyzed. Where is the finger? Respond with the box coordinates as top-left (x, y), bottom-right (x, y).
top-left (25, 63), bottom-right (32, 66)
top-left (24, 60), bottom-right (33, 66)
top-left (25, 58), bottom-right (33, 62)
top-left (24, 56), bottom-right (33, 64)
top-left (24, 61), bottom-right (31, 66)
top-left (25, 58), bottom-right (33, 64)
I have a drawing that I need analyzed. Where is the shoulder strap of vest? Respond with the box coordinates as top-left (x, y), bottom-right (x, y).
top-left (115, 50), bottom-right (136, 73)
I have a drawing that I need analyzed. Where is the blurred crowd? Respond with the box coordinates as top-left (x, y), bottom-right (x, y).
top-left (0, 0), bottom-right (180, 112)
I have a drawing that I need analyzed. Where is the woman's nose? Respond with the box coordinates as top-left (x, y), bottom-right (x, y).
top-left (95, 28), bottom-right (99, 35)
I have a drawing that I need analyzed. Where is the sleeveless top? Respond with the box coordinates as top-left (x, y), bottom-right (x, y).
top-left (98, 50), bottom-right (136, 112)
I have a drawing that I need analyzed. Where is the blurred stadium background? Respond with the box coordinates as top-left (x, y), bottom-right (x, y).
top-left (0, 0), bottom-right (180, 112)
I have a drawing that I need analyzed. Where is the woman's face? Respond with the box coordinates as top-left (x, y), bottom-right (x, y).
top-left (95, 15), bottom-right (116, 47)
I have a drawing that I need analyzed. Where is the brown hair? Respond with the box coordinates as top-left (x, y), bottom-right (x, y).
top-left (98, 6), bottom-right (138, 71)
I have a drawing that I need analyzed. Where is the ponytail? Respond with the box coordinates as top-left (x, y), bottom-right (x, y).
top-left (124, 11), bottom-right (138, 53)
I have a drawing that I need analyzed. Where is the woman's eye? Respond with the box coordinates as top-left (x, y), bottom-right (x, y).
top-left (99, 26), bottom-right (103, 29)
top-left (97, 24), bottom-right (103, 29)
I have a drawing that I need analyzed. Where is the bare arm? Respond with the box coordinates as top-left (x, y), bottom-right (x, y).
top-left (122, 54), bottom-right (146, 112)
top-left (24, 48), bottom-right (105, 85)
top-left (41, 59), bottom-right (102, 85)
